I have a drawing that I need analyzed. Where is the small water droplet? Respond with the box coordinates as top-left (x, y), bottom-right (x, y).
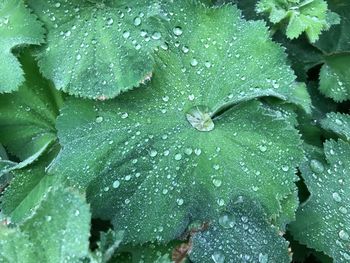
top-left (335, 119), bottom-right (343, 125)
top-left (310, 159), bottom-right (324, 173)
top-left (75, 210), bottom-right (80, 216)
top-left (258, 253), bottom-right (269, 263)
top-left (212, 178), bottom-right (222, 187)
top-left (121, 112), bottom-right (128, 119)
top-left (211, 251), bottom-right (225, 263)
top-left (133, 17), bottom-right (142, 26)
top-left (259, 145), bottom-right (267, 152)
top-left (151, 31), bottom-right (161, 40)
top-left (176, 198), bottom-right (184, 206)
top-left (219, 214), bottom-right (235, 229)
top-left (122, 31), bottom-right (130, 39)
top-left (281, 165), bottom-right (289, 172)
top-left (174, 153), bottom-right (182, 161)
top-left (339, 230), bottom-right (349, 241)
top-left (149, 150), bottom-right (158, 157)
top-left (190, 58), bottom-right (198, 67)
top-left (113, 180), bottom-right (120, 189)
top-left (96, 116), bottom-right (104, 123)
top-left (332, 192), bottom-right (342, 202)
top-left (107, 18), bottom-right (114, 25)
top-left (173, 27), bottom-right (183, 36)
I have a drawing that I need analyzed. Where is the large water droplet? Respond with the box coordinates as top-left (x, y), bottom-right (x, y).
top-left (332, 192), bottom-right (342, 202)
top-left (339, 230), bottom-right (349, 241)
top-left (173, 27), bottom-right (183, 36)
top-left (218, 214), bottom-right (235, 228)
top-left (310, 159), bottom-right (324, 173)
top-left (112, 180), bottom-right (120, 189)
top-left (212, 251), bottom-right (225, 263)
top-left (186, 106), bottom-right (214, 132)
top-left (133, 16), bottom-right (142, 26)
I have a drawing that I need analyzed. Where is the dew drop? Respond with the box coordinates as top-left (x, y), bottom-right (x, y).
top-left (217, 199), bottom-right (225, 206)
top-left (212, 178), bottom-right (222, 187)
top-left (113, 180), bottom-right (120, 189)
top-left (174, 153), bottom-right (182, 160)
top-left (258, 253), bottom-right (269, 263)
top-left (122, 31), bottom-right (130, 39)
top-left (107, 18), bottom-right (114, 25)
top-left (211, 251), bottom-right (225, 263)
top-left (259, 145), bottom-right (267, 152)
top-left (151, 32), bottom-right (162, 40)
top-left (149, 150), bottom-right (158, 157)
top-left (339, 230), bottom-right (349, 241)
top-left (176, 198), bottom-right (184, 206)
top-left (96, 116), bottom-right (104, 123)
top-left (219, 214), bottom-right (235, 229)
top-left (133, 16), bottom-right (142, 26)
top-left (281, 165), bottom-right (289, 172)
top-left (310, 159), bottom-right (324, 173)
top-left (332, 192), bottom-right (342, 202)
top-left (121, 112), bottom-right (128, 119)
top-left (173, 27), bottom-right (183, 36)
top-left (190, 58), bottom-right (198, 67)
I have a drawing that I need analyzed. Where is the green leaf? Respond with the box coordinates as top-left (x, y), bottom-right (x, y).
top-left (189, 196), bottom-right (290, 263)
top-left (27, 0), bottom-right (165, 99)
top-left (0, 0), bottom-right (45, 93)
top-left (321, 112), bottom-right (350, 141)
top-left (95, 230), bottom-right (124, 263)
top-left (0, 51), bottom-right (62, 161)
top-left (319, 54), bottom-right (350, 102)
top-left (1, 144), bottom-right (60, 223)
top-left (0, 184), bottom-right (91, 263)
top-left (50, 1), bottom-right (305, 244)
top-left (256, 0), bottom-right (340, 43)
top-left (289, 139), bottom-right (350, 261)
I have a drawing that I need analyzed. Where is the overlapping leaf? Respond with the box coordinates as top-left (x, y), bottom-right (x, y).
top-left (321, 112), bottom-right (350, 140)
top-left (28, 0), bottom-right (166, 99)
top-left (256, 0), bottom-right (340, 43)
top-left (314, 0), bottom-right (350, 102)
top-left (0, 0), bottom-right (45, 93)
top-left (189, 196), bottom-right (290, 263)
top-left (50, 1), bottom-right (305, 244)
top-left (0, 52), bottom-right (62, 161)
top-left (290, 139), bottom-right (350, 262)
top-left (0, 182), bottom-right (91, 262)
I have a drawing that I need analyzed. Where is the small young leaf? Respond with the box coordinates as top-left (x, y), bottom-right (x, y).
top-left (28, 0), bottom-right (165, 99)
top-left (0, 0), bottom-right (45, 93)
top-left (256, 0), bottom-right (340, 43)
top-left (290, 140), bottom-right (350, 262)
top-left (189, 196), bottom-right (290, 263)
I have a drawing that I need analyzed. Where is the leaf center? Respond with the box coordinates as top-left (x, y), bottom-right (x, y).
top-left (186, 105), bottom-right (214, 132)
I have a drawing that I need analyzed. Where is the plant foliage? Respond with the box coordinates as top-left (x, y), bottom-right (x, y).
top-left (0, 0), bottom-right (349, 262)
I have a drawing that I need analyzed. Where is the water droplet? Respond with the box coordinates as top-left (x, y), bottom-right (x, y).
top-left (194, 148), bottom-right (202, 156)
top-left (190, 58), bottom-right (198, 67)
top-left (162, 96), bottom-right (169, 102)
top-left (76, 54), bottom-right (81, 60)
top-left (281, 165), bottom-right (289, 172)
top-left (211, 251), bottom-right (225, 263)
top-left (205, 61), bottom-right (211, 68)
top-left (258, 253), bottom-right (269, 263)
top-left (45, 215), bottom-right (52, 222)
top-left (339, 206), bottom-right (348, 214)
top-left (219, 214), bottom-right (235, 228)
top-left (339, 230), bottom-right (349, 241)
top-left (186, 106), bottom-right (214, 132)
top-left (213, 164), bottom-right (220, 170)
top-left (54, 2), bottom-right (61, 8)
top-left (335, 119), bottom-right (343, 125)
top-left (107, 18), bottom-right (114, 25)
top-left (332, 192), bottom-right (342, 202)
top-left (212, 178), bottom-right (222, 187)
top-left (74, 210), bottom-right (80, 216)
top-left (151, 32), bottom-right (161, 40)
top-left (259, 145), bottom-right (267, 152)
top-left (173, 27), bottom-right (183, 36)
top-left (185, 148), bottom-right (193, 155)
top-left (182, 46), bottom-right (189, 53)
top-left (122, 31), bottom-right (130, 39)
top-left (217, 199), bottom-right (225, 206)
top-left (113, 180), bottom-right (120, 189)
top-left (188, 94), bottom-right (195, 101)
top-left (176, 198), bottom-right (184, 206)
top-left (310, 159), bottom-right (324, 173)
top-left (174, 153), bottom-right (182, 160)
top-left (133, 17), bottom-right (142, 26)
top-left (149, 150), bottom-right (158, 157)
top-left (121, 112), bottom-right (128, 119)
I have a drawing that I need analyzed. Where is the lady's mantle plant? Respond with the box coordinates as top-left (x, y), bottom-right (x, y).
top-left (0, 0), bottom-right (349, 262)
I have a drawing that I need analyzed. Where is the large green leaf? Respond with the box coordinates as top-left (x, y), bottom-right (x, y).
top-left (0, 52), bottom-right (62, 161)
top-left (256, 0), bottom-right (340, 43)
top-left (0, 0), bottom-right (45, 93)
top-left (289, 139), bottom-right (350, 262)
top-left (50, 1), bottom-right (305, 244)
top-left (0, 183), bottom-right (91, 263)
top-left (189, 196), bottom-right (290, 263)
top-left (28, 0), bottom-right (165, 99)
